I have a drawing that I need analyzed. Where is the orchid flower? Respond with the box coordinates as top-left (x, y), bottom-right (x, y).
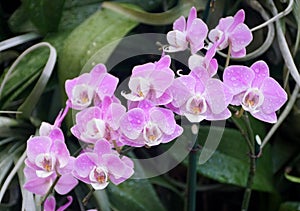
top-left (119, 101), bottom-right (183, 147)
top-left (208, 9), bottom-right (253, 57)
top-left (71, 97), bottom-right (126, 146)
top-left (23, 131), bottom-right (78, 195)
top-left (166, 7), bottom-right (208, 54)
top-left (65, 64), bottom-right (118, 110)
top-left (73, 140), bottom-right (134, 190)
top-left (223, 61), bottom-right (287, 123)
top-left (167, 73), bottom-right (232, 123)
top-left (121, 55), bottom-right (174, 105)
top-left (188, 43), bottom-right (218, 78)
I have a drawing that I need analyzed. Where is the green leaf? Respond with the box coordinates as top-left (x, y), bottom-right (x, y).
top-left (16, 42), bottom-right (57, 119)
top-left (279, 202), bottom-right (300, 211)
top-left (15, 159), bottom-right (36, 211)
top-left (0, 49), bottom-right (48, 104)
top-left (107, 179), bottom-right (166, 211)
top-left (93, 189), bottom-right (111, 211)
top-left (105, 152), bottom-right (166, 211)
top-left (194, 126), bottom-right (274, 192)
top-left (101, 0), bottom-right (206, 25)
top-left (0, 117), bottom-right (18, 127)
top-left (149, 176), bottom-right (182, 196)
top-left (58, 8), bottom-right (138, 127)
top-left (58, 8), bottom-right (137, 82)
top-left (58, 2), bottom-right (103, 31)
top-left (23, 0), bottom-right (66, 33)
top-left (0, 31), bottom-right (70, 111)
top-left (8, 1), bottom-right (103, 33)
top-left (8, 4), bottom-right (37, 33)
top-left (0, 144), bottom-right (24, 187)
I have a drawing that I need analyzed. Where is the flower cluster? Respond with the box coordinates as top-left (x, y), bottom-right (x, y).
top-left (165, 7), bottom-right (286, 123)
top-left (23, 6), bottom-right (288, 210)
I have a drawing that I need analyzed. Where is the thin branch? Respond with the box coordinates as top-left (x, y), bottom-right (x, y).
top-left (267, 0), bottom-right (300, 88)
top-left (250, 0), bottom-right (293, 32)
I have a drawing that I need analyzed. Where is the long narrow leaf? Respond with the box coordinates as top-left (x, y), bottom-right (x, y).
top-left (0, 32), bottom-right (40, 52)
top-left (0, 146), bottom-right (26, 203)
top-left (16, 42), bottom-right (57, 119)
top-left (101, 0), bottom-right (206, 25)
top-left (15, 154), bottom-right (36, 211)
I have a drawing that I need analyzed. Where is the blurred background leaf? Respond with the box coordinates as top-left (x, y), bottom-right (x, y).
top-left (23, 0), bottom-right (65, 34)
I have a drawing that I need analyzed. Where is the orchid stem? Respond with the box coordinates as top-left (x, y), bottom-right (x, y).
top-left (241, 112), bottom-right (256, 211)
top-left (241, 154), bottom-right (256, 211)
top-left (41, 175), bottom-right (61, 209)
top-left (185, 141), bottom-right (198, 211)
top-left (225, 44), bottom-right (231, 68)
top-left (82, 188), bottom-right (95, 206)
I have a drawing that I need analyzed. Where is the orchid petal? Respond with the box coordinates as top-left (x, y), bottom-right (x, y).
top-left (27, 136), bottom-right (52, 164)
top-left (173, 16), bottom-right (186, 31)
top-left (260, 77), bottom-right (287, 114)
top-left (223, 65), bottom-right (254, 95)
top-left (250, 60), bottom-right (270, 88)
top-left (120, 108), bottom-right (145, 139)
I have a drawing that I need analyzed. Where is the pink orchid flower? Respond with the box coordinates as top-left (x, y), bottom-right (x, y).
top-left (73, 140), bottom-right (134, 190)
top-left (167, 74), bottom-right (232, 123)
top-left (208, 9), bottom-right (253, 57)
top-left (119, 103), bottom-right (183, 147)
top-left (223, 61), bottom-right (287, 123)
top-left (44, 196), bottom-right (72, 211)
top-left (121, 55), bottom-right (174, 105)
top-left (71, 97), bottom-right (126, 145)
top-left (166, 7), bottom-right (208, 54)
top-left (23, 128), bottom-right (78, 195)
top-left (65, 64), bottom-right (118, 110)
top-left (188, 43), bottom-right (218, 78)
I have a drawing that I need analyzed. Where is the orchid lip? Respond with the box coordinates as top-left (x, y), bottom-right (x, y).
top-left (186, 95), bottom-right (207, 115)
top-left (241, 88), bottom-right (264, 113)
top-left (72, 84), bottom-right (94, 108)
top-left (89, 166), bottom-right (109, 190)
top-left (81, 118), bottom-right (106, 141)
top-left (143, 122), bottom-right (163, 146)
top-left (35, 153), bottom-right (56, 178)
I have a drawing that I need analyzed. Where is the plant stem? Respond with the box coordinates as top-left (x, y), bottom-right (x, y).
top-left (241, 154), bottom-right (256, 211)
top-left (240, 112), bottom-right (256, 211)
top-left (82, 188), bottom-right (95, 206)
top-left (185, 142), bottom-right (198, 211)
top-left (225, 44), bottom-right (232, 68)
top-left (41, 175), bottom-right (61, 208)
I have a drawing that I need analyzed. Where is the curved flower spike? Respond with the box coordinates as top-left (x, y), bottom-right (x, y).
top-left (223, 61), bottom-right (287, 123)
top-left (208, 9), bottom-right (253, 57)
top-left (166, 7), bottom-right (208, 54)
